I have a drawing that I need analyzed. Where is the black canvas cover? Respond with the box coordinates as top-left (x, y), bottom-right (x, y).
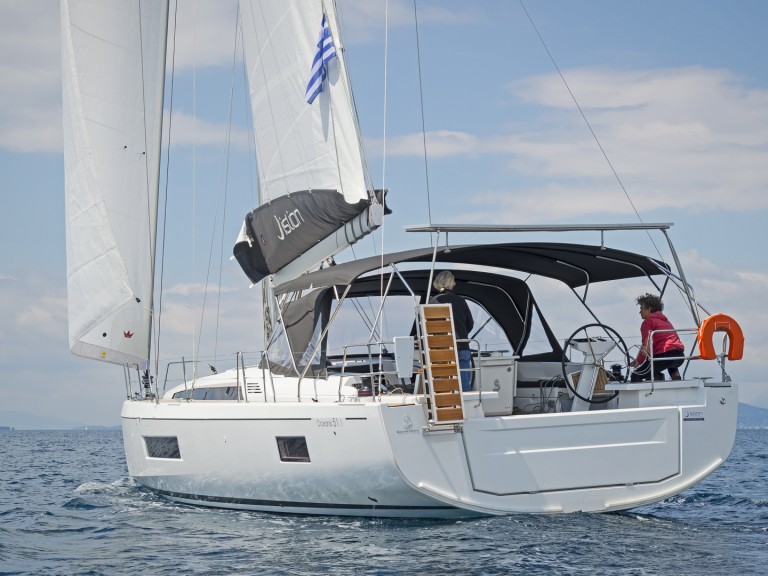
top-left (233, 189), bottom-right (369, 284)
top-left (275, 242), bottom-right (670, 294)
top-left (346, 270), bottom-right (562, 361)
top-left (272, 269), bottom-right (563, 375)
top-left (263, 288), bottom-right (333, 377)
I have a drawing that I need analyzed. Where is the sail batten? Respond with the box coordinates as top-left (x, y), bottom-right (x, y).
top-left (62, 0), bottom-right (168, 368)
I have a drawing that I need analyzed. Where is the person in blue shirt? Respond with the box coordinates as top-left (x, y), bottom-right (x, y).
top-left (430, 271), bottom-right (474, 391)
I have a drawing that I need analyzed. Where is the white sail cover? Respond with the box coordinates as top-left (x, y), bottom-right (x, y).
top-left (62, 0), bottom-right (168, 368)
top-left (239, 0), bottom-right (369, 203)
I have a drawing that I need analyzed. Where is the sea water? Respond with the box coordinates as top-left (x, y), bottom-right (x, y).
top-left (0, 429), bottom-right (765, 575)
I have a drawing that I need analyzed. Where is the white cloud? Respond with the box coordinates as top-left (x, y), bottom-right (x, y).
top-left (370, 67), bottom-right (768, 220)
top-left (164, 110), bottom-right (250, 149)
top-left (167, 1), bottom-right (239, 70)
top-left (682, 251), bottom-right (768, 353)
top-left (164, 282), bottom-right (236, 297)
top-left (336, 0), bottom-right (480, 44)
top-left (15, 295), bottom-right (67, 328)
top-left (0, 1), bottom-right (61, 153)
top-left (375, 130), bottom-right (480, 157)
top-left (0, 1), bottom-right (245, 154)
top-left (504, 68), bottom-right (768, 207)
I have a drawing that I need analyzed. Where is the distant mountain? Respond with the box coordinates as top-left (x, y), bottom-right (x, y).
top-left (0, 410), bottom-right (118, 431)
top-left (738, 403), bottom-right (768, 429)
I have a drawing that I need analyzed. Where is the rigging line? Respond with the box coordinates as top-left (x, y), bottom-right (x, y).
top-left (346, 243), bottom-right (381, 333)
top-left (332, 0), bottom-right (376, 196)
top-left (235, 8), bottom-right (268, 342)
top-left (301, 1), bottom-right (323, 192)
top-left (195, 5), bottom-right (240, 364)
top-left (191, 0), bottom-right (198, 381)
top-left (350, 247), bottom-right (382, 333)
top-left (136, 0), bottom-right (154, 370)
top-left (379, 0), bottom-right (389, 345)
top-left (327, 1), bottom-right (378, 270)
top-left (413, 0), bottom-right (433, 237)
top-left (330, 0), bottom-right (383, 270)
top-left (325, 41), bottom-right (345, 239)
top-left (331, 1), bottom-right (380, 293)
top-left (240, 23), bottom-right (258, 211)
top-left (155, 0), bottom-right (180, 380)
top-left (517, 0), bottom-right (665, 260)
top-left (251, 1), bottom-right (287, 201)
top-left (350, 298), bottom-right (379, 340)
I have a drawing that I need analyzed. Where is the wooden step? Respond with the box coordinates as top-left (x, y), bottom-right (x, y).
top-left (428, 349), bottom-right (458, 364)
top-left (427, 334), bottom-right (455, 349)
top-left (423, 306), bottom-right (451, 320)
top-left (432, 378), bottom-right (460, 393)
top-left (430, 365), bottom-right (460, 378)
top-left (434, 392), bottom-right (462, 408)
top-left (435, 407), bottom-right (464, 422)
top-left (424, 320), bottom-right (453, 334)
top-left (419, 303), bottom-right (465, 425)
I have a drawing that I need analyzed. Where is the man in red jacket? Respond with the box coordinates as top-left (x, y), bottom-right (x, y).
top-left (630, 293), bottom-right (685, 382)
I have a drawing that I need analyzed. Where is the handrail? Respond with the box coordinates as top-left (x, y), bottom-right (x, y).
top-left (337, 341), bottom-right (407, 401)
top-left (406, 222), bottom-right (673, 233)
top-left (645, 328), bottom-right (691, 394)
top-left (644, 326), bottom-right (733, 392)
top-left (457, 338), bottom-right (482, 404)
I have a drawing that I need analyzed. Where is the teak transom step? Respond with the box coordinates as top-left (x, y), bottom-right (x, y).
top-left (418, 303), bottom-right (465, 424)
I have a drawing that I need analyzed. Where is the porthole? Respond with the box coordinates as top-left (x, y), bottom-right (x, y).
top-left (276, 436), bottom-right (310, 462)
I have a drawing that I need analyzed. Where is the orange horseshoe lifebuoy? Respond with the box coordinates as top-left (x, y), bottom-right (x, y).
top-left (698, 314), bottom-right (744, 360)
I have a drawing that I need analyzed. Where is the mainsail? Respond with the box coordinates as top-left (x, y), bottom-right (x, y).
top-left (62, 0), bottom-right (168, 368)
top-left (234, 0), bottom-right (383, 286)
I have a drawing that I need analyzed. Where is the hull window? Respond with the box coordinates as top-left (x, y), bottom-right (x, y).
top-left (276, 436), bottom-right (310, 462)
top-left (144, 436), bottom-right (181, 459)
top-left (172, 386), bottom-right (239, 400)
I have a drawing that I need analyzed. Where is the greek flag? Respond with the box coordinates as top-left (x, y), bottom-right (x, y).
top-left (305, 14), bottom-right (337, 105)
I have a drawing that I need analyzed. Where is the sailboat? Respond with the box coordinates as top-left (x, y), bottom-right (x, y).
top-left (62, 0), bottom-right (744, 518)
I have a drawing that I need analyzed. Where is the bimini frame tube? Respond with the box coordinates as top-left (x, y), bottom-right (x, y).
top-left (407, 222), bottom-right (702, 327)
top-left (296, 284), bottom-right (354, 399)
top-left (660, 228), bottom-right (700, 326)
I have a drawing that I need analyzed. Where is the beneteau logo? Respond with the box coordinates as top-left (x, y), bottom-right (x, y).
top-left (123, 330), bottom-right (133, 338)
top-left (274, 208), bottom-right (305, 240)
top-left (397, 415), bottom-right (418, 435)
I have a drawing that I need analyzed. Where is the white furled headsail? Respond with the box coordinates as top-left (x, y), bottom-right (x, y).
top-left (61, 0), bottom-right (168, 368)
top-left (234, 0), bottom-right (384, 286)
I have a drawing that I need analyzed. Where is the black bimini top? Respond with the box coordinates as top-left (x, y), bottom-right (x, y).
top-left (274, 242), bottom-right (670, 295)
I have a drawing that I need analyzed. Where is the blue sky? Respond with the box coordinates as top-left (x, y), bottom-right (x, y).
top-left (1, 0), bottom-right (767, 426)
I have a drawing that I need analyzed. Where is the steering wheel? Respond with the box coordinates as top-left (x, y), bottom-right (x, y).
top-left (561, 323), bottom-right (630, 404)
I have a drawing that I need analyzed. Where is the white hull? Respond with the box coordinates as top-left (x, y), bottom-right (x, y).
top-left (122, 376), bottom-right (737, 518)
